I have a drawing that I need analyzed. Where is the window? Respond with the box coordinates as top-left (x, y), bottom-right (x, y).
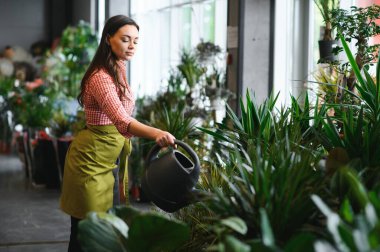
top-left (97, 0), bottom-right (105, 39)
top-left (273, 0), bottom-right (359, 107)
top-left (129, 0), bottom-right (227, 97)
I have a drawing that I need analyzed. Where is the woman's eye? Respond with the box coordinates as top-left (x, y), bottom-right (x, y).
top-left (122, 39), bottom-right (130, 43)
top-left (134, 41), bottom-right (139, 45)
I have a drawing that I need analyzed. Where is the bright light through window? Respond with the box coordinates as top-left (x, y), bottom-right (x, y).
top-left (98, 0), bottom-right (105, 40)
top-left (129, 0), bottom-right (227, 98)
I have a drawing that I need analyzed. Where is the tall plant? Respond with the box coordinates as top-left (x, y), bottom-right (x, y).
top-left (318, 34), bottom-right (380, 188)
top-left (178, 90), bottom-right (329, 249)
top-left (331, 5), bottom-right (380, 90)
top-left (314, 0), bottom-right (340, 41)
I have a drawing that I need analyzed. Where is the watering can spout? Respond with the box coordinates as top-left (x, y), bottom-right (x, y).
top-left (141, 140), bottom-right (203, 213)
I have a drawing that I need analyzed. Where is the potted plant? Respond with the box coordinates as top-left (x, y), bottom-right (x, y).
top-left (331, 4), bottom-right (380, 90)
top-left (0, 76), bottom-right (15, 154)
top-left (43, 21), bottom-right (98, 98)
top-left (314, 0), bottom-right (340, 62)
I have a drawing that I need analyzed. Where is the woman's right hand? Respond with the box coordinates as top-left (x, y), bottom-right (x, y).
top-left (155, 130), bottom-right (176, 147)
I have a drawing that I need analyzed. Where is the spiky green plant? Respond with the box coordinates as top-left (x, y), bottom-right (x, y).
top-left (317, 34), bottom-right (380, 188)
top-left (175, 89), bottom-right (329, 251)
top-left (312, 168), bottom-right (380, 251)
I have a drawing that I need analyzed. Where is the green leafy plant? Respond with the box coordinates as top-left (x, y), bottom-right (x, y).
top-left (313, 64), bottom-right (339, 104)
top-left (317, 34), bottom-right (380, 188)
top-left (9, 85), bottom-right (54, 129)
top-left (43, 21), bottom-right (98, 98)
top-left (50, 110), bottom-right (72, 138)
top-left (0, 76), bottom-right (15, 145)
top-left (331, 5), bottom-right (380, 90)
top-left (177, 90), bottom-right (329, 250)
top-left (78, 206), bottom-right (190, 252)
top-left (314, 0), bottom-right (340, 41)
top-left (177, 50), bottom-right (206, 89)
top-left (312, 168), bottom-right (380, 251)
top-left (195, 40), bottom-right (222, 64)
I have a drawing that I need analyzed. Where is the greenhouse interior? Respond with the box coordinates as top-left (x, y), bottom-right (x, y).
top-left (0, 0), bottom-right (380, 251)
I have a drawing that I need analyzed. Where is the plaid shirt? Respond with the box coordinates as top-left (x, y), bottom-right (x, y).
top-left (83, 61), bottom-right (135, 138)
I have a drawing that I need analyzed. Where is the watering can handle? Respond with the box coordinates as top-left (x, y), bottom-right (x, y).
top-left (145, 140), bottom-right (200, 169)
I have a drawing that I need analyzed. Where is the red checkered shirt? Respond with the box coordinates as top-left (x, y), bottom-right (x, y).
top-left (83, 61), bottom-right (135, 138)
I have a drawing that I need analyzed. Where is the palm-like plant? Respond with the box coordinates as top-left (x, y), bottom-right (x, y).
top-left (177, 90), bottom-right (329, 250)
top-left (314, 0), bottom-right (340, 41)
top-left (318, 34), bottom-right (380, 188)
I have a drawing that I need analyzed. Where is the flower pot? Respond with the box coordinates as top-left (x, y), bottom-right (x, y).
top-left (57, 138), bottom-right (73, 176)
top-left (33, 139), bottom-right (60, 188)
top-left (318, 40), bottom-right (339, 62)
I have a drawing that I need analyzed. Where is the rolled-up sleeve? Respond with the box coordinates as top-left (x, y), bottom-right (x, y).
top-left (87, 73), bottom-right (134, 138)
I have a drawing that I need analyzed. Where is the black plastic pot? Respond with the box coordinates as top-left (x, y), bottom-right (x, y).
top-left (57, 138), bottom-right (72, 176)
top-left (318, 40), bottom-right (339, 62)
top-left (33, 139), bottom-right (60, 188)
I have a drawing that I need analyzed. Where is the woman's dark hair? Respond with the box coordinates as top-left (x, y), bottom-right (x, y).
top-left (77, 15), bottom-right (139, 106)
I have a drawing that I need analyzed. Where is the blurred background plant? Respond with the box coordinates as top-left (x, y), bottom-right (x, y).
top-left (331, 4), bottom-right (380, 90)
top-left (0, 76), bottom-right (15, 153)
top-left (42, 21), bottom-right (98, 98)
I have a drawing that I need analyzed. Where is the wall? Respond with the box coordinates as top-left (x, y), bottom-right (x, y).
top-left (72, 0), bottom-right (94, 27)
top-left (240, 0), bottom-right (273, 104)
top-left (108, 0), bottom-right (129, 18)
top-left (0, 0), bottom-right (48, 52)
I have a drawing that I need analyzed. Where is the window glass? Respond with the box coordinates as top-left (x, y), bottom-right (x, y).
top-left (202, 1), bottom-right (215, 43)
top-left (182, 6), bottom-right (192, 51)
top-left (130, 0), bottom-right (227, 97)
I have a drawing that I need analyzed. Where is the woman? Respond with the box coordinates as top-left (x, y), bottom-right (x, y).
top-left (60, 15), bottom-right (175, 251)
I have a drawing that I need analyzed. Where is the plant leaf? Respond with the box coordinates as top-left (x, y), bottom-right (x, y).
top-left (221, 216), bottom-right (248, 235)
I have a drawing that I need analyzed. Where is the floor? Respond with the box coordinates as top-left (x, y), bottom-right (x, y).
top-left (0, 153), bottom-right (151, 252)
top-left (0, 154), bottom-right (70, 252)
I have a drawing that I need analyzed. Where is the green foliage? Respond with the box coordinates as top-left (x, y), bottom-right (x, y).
top-left (314, 0), bottom-right (340, 40)
top-left (206, 216), bottom-right (251, 252)
top-left (183, 90), bottom-right (329, 251)
top-left (312, 169), bottom-right (380, 251)
top-left (0, 77), bottom-right (16, 142)
top-left (78, 212), bottom-right (129, 252)
top-left (313, 64), bottom-right (339, 104)
top-left (74, 30), bottom-right (380, 252)
top-left (317, 35), bottom-right (380, 188)
top-left (43, 21), bottom-right (98, 98)
top-left (78, 206), bottom-right (190, 252)
top-left (314, 0), bottom-right (339, 22)
top-left (9, 85), bottom-right (54, 129)
top-left (195, 40), bottom-right (222, 64)
top-left (177, 50), bottom-right (206, 88)
top-left (50, 110), bottom-right (72, 138)
top-left (331, 5), bottom-right (380, 69)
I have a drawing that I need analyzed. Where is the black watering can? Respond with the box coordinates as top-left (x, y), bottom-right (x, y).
top-left (141, 140), bottom-right (202, 213)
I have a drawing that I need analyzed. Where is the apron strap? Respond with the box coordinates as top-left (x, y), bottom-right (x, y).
top-left (119, 139), bottom-right (132, 205)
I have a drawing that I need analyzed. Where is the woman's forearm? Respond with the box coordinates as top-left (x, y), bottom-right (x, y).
top-left (128, 119), bottom-right (162, 140)
top-left (127, 119), bottom-right (176, 146)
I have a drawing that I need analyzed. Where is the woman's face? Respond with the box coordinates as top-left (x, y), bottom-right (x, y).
top-left (108, 24), bottom-right (139, 61)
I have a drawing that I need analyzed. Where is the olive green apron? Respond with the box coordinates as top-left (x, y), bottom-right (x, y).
top-left (60, 125), bottom-right (132, 219)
